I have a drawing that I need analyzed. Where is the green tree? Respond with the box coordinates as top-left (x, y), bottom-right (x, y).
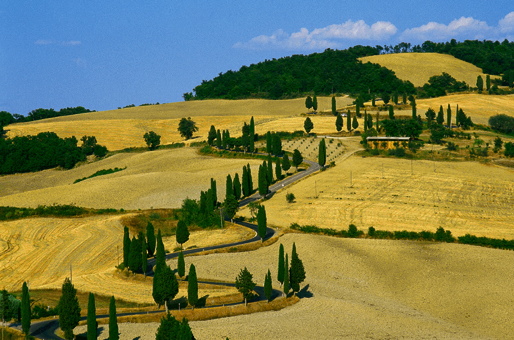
top-left (305, 96), bottom-right (313, 111)
top-left (140, 231), bottom-right (148, 275)
top-left (109, 296), bottom-right (118, 340)
top-left (292, 149), bottom-right (303, 170)
top-left (388, 105), bottom-right (395, 120)
top-left (437, 105), bottom-right (444, 125)
top-left (258, 164), bottom-right (268, 196)
top-left (187, 264), bottom-right (198, 309)
top-left (146, 222), bottom-right (156, 258)
top-left (215, 129), bottom-right (222, 148)
top-left (346, 110), bottom-right (352, 132)
top-left (143, 131), bottom-right (161, 150)
top-left (246, 163), bottom-right (253, 194)
top-left (177, 117), bottom-right (198, 140)
top-left (0, 289), bottom-right (12, 324)
top-left (505, 142), bottom-right (514, 157)
top-left (476, 75), bottom-right (484, 93)
top-left (286, 192), bottom-right (295, 203)
top-left (235, 267), bottom-right (256, 306)
top-left (264, 269), bottom-right (273, 302)
top-left (282, 154), bottom-right (291, 173)
top-left (58, 278), bottom-right (81, 340)
top-left (312, 94), bottom-right (318, 111)
top-left (266, 132), bottom-right (272, 154)
top-left (318, 139), bottom-right (326, 167)
top-left (335, 113), bottom-right (343, 132)
top-left (289, 243), bottom-right (306, 294)
top-left (283, 253), bottom-right (290, 296)
top-left (21, 282), bottom-right (30, 337)
top-left (266, 156), bottom-right (273, 184)
top-left (210, 178), bottom-right (217, 206)
top-left (304, 117), bottom-right (314, 134)
top-left (176, 220), bottom-right (190, 249)
top-left (425, 108), bottom-right (436, 125)
top-left (225, 174), bottom-right (233, 199)
top-left (486, 74), bottom-right (491, 92)
top-left (87, 293), bottom-right (97, 340)
top-left (382, 93), bottom-right (390, 105)
top-left (493, 136), bottom-right (503, 153)
top-left (123, 226), bottom-right (130, 267)
top-left (177, 251), bottom-right (185, 278)
top-left (278, 244), bottom-right (285, 286)
top-left (257, 205), bottom-right (267, 241)
top-left (411, 97), bottom-right (417, 119)
top-left (207, 125), bottom-right (217, 145)
top-left (447, 104), bottom-right (452, 128)
top-left (233, 173), bottom-right (242, 200)
top-left (129, 236), bottom-right (143, 273)
top-left (223, 193), bottom-right (239, 221)
top-left (275, 157), bottom-right (282, 180)
top-left (242, 165), bottom-right (250, 197)
top-left (352, 115), bottom-right (359, 131)
top-left (163, 265), bottom-right (179, 313)
top-left (331, 96), bottom-right (337, 116)
top-left (156, 313), bottom-right (180, 340)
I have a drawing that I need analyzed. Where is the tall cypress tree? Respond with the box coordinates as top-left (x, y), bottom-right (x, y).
top-left (21, 282), bottom-right (30, 337)
top-left (352, 115), bottom-right (359, 131)
top-left (346, 110), bottom-right (352, 132)
top-left (282, 154), bottom-right (291, 173)
top-left (59, 278), bottom-right (81, 340)
top-left (437, 105), bottom-right (444, 125)
top-left (257, 205), bottom-right (267, 241)
top-left (264, 269), bottom-right (273, 302)
top-left (162, 265), bottom-right (179, 313)
top-left (247, 163), bottom-right (253, 194)
top-left (233, 173), bottom-right (242, 200)
top-left (292, 149), bottom-right (303, 170)
top-left (139, 231), bottom-right (147, 275)
top-left (283, 253), bottom-right (290, 297)
top-left (109, 296), bottom-right (118, 340)
top-left (87, 293), bottom-right (96, 340)
top-left (187, 264), bottom-right (198, 310)
top-left (177, 251), bottom-right (185, 278)
top-left (266, 156), bottom-right (273, 184)
top-left (210, 178), bottom-right (217, 206)
top-left (266, 131), bottom-right (272, 154)
top-left (388, 105), bottom-right (395, 119)
top-left (275, 157), bottom-right (282, 180)
top-left (289, 243), bottom-right (306, 294)
top-left (155, 229), bottom-right (165, 271)
top-left (331, 96), bottom-right (337, 116)
top-left (305, 96), bottom-right (313, 110)
top-left (258, 164), bottom-right (268, 196)
top-left (129, 236), bottom-right (142, 273)
top-left (411, 97), bottom-right (417, 119)
top-left (235, 267), bottom-right (256, 306)
top-left (447, 104), bottom-right (452, 128)
top-left (242, 165), bottom-right (249, 197)
top-left (146, 222), bottom-right (156, 258)
top-left (486, 74), bottom-right (491, 92)
top-left (278, 244), bottom-right (285, 286)
top-left (208, 125), bottom-right (217, 145)
top-left (176, 220), bottom-right (190, 249)
top-left (225, 174), bottom-right (233, 199)
top-left (216, 129), bottom-right (222, 149)
top-left (312, 94), bottom-right (318, 111)
top-left (318, 139), bottom-right (326, 167)
top-left (335, 113), bottom-right (343, 132)
top-left (123, 226), bottom-right (130, 267)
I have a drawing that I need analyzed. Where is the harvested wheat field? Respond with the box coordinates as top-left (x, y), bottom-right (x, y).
top-left (359, 53), bottom-right (497, 87)
top-left (244, 152), bottom-right (514, 240)
top-left (5, 97), bottom-right (354, 151)
top-left (0, 147), bottom-right (263, 210)
top-left (0, 215), bottom-right (246, 302)
top-left (91, 233), bottom-right (514, 339)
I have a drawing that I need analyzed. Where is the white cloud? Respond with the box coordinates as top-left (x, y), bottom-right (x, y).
top-left (234, 20), bottom-right (397, 50)
top-left (499, 11), bottom-right (514, 33)
top-left (400, 16), bottom-right (492, 41)
top-left (35, 40), bottom-right (81, 46)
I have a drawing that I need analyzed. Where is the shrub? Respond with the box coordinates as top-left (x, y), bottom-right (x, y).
top-left (367, 226), bottom-right (375, 237)
top-left (286, 193), bottom-right (296, 203)
top-left (489, 114), bottom-right (514, 134)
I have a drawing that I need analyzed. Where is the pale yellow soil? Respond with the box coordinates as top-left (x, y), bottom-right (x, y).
top-left (0, 147), bottom-right (262, 210)
top-left (360, 53), bottom-right (498, 87)
top-left (87, 233), bottom-right (514, 339)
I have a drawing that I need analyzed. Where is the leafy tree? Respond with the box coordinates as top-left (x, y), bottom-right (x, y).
top-left (352, 115), bottom-right (359, 131)
top-left (187, 264), bottom-right (198, 309)
top-left (0, 289), bottom-right (12, 323)
top-left (143, 131), bottom-right (161, 150)
top-left (176, 220), bottom-right (190, 249)
top-left (177, 117), bottom-right (198, 140)
top-left (264, 269), bottom-right (273, 302)
top-left (282, 154), bottom-right (291, 173)
top-left (292, 149), bottom-right (303, 170)
top-left (289, 243), bottom-right (306, 293)
top-left (493, 136), bottom-right (503, 153)
top-left (476, 75), bottom-right (484, 93)
top-left (437, 105), bottom-right (444, 125)
top-left (21, 282), bottom-right (30, 337)
top-left (257, 205), bottom-right (267, 241)
top-left (505, 142), bottom-right (514, 157)
top-left (286, 192), bottom-right (295, 203)
top-left (58, 278), bottom-right (81, 340)
top-left (331, 96), bottom-right (337, 116)
top-left (275, 157), bottom-right (282, 180)
top-left (146, 222), bottom-right (156, 258)
top-left (425, 108), bottom-right (436, 125)
top-left (305, 96), bottom-right (313, 111)
top-left (223, 193), bottom-right (239, 221)
top-left (486, 74), bottom-right (491, 92)
top-left (109, 296), bottom-right (118, 340)
top-left (382, 93), bottom-right (390, 105)
top-left (335, 113), bottom-right (343, 132)
top-left (283, 253), bottom-right (290, 296)
top-left (382, 119), bottom-right (423, 138)
top-left (278, 244), bottom-right (285, 286)
top-left (422, 72), bottom-right (467, 97)
top-left (87, 293), bottom-right (97, 340)
top-left (312, 94), bottom-right (318, 111)
top-left (489, 114), bottom-right (514, 134)
top-left (233, 173), bottom-right (242, 200)
top-left (347, 110), bottom-right (352, 132)
top-left (304, 117), bottom-right (314, 134)
top-left (318, 139), bottom-right (326, 167)
top-left (123, 226), bottom-right (130, 267)
top-left (80, 135), bottom-right (98, 155)
top-left (177, 251), bottom-right (185, 278)
top-left (208, 125), bottom-right (217, 145)
top-left (258, 164), bottom-right (268, 196)
top-left (235, 267), bottom-right (256, 306)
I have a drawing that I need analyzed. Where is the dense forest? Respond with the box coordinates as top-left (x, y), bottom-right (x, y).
top-left (188, 39), bottom-right (514, 100)
top-left (0, 106), bottom-right (94, 127)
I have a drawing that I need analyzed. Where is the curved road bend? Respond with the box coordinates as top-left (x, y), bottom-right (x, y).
top-left (29, 157), bottom-right (324, 340)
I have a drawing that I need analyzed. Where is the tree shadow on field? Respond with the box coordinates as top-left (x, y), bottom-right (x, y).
top-left (297, 284), bottom-right (313, 298)
top-left (169, 296), bottom-right (188, 310)
top-left (196, 295), bottom-right (209, 308)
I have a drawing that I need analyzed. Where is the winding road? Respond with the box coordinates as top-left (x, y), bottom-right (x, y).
top-left (24, 147), bottom-right (332, 340)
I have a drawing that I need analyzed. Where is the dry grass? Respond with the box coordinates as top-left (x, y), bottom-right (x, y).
top-left (360, 53), bottom-right (498, 87)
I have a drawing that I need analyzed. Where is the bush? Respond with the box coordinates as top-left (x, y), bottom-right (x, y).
top-left (489, 114), bottom-right (514, 134)
top-left (446, 141), bottom-right (458, 151)
top-left (286, 193), bottom-right (296, 203)
top-left (505, 142), bottom-right (514, 157)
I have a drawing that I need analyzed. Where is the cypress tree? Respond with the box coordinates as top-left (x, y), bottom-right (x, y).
top-left (21, 282), bottom-right (30, 337)
top-left (178, 318), bottom-right (194, 339)
top-left (177, 251), bottom-right (185, 278)
top-left (292, 149), bottom-right (303, 170)
top-left (312, 94), bottom-right (318, 111)
top-left (305, 96), bottom-right (313, 110)
top-left (162, 265), bottom-right (179, 313)
top-left (331, 96), bottom-right (337, 116)
top-left (277, 244), bottom-right (285, 286)
top-left (289, 243), bottom-right (306, 294)
top-left (282, 154), bottom-right (291, 173)
top-left (247, 163), bottom-right (253, 194)
top-left (264, 269), bottom-right (273, 302)
top-left (486, 74), bottom-right (491, 92)
top-left (87, 293), bottom-right (96, 340)
top-left (318, 139), bottom-right (326, 167)
top-left (0, 289), bottom-right (12, 323)
top-left (355, 101), bottom-right (360, 118)
top-left (235, 267), bottom-right (256, 306)
top-left (411, 97), bottom-right (417, 119)
top-left (476, 75), bottom-right (484, 93)
top-left (257, 205), bottom-right (267, 241)
top-left (266, 131), bottom-right (272, 154)
top-left (304, 117), bottom-right (314, 134)
top-left (210, 178), bottom-right (217, 206)
top-left (258, 164), bottom-right (268, 196)
top-left (146, 222), bottom-right (156, 258)
top-left (447, 104), bottom-right (452, 128)
top-left (388, 105), bottom-right (395, 119)
top-left (176, 220), bottom-right (190, 249)
top-left (335, 112), bottom-right (343, 132)
top-left (109, 296), bottom-right (118, 340)
top-left (352, 115), bottom-right (359, 131)
top-left (216, 129), bottom-right (222, 149)
top-left (367, 112), bottom-right (374, 129)
top-left (225, 174), bottom-right (233, 199)
top-left (139, 231), bottom-right (147, 275)
top-left (275, 157), bottom-right (282, 180)
top-left (376, 112), bottom-right (380, 130)
top-left (123, 226), bottom-right (130, 267)
top-left (223, 193), bottom-right (239, 221)
top-left (249, 117), bottom-right (255, 153)
top-left (233, 173), bottom-right (242, 200)
top-left (437, 105), bottom-right (444, 125)
top-left (346, 110), bottom-right (352, 132)
top-left (267, 156), bottom-right (273, 184)
top-left (187, 264), bottom-right (198, 310)
top-left (283, 253), bottom-right (290, 296)
top-left (156, 313), bottom-right (180, 340)
top-left (456, 104), bottom-right (460, 126)
top-left (59, 278), bottom-right (81, 340)
top-left (129, 236), bottom-right (142, 273)
top-left (402, 93), bottom-right (407, 104)
top-left (272, 133), bottom-right (282, 156)
top-left (208, 125), bottom-right (217, 145)
top-left (242, 165), bottom-right (249, 197)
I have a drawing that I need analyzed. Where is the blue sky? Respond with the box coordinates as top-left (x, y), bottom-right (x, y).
top-left (1, 1), bottom-right (513, 115)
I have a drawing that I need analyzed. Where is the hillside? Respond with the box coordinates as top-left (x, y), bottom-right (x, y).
top-left (360, 53), bottom-right (495, 87)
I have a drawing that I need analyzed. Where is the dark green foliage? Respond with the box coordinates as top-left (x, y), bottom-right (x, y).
top-left (274, 157), bottom-right (282, 180)
top-left (388, 105), bottom-right (395, 119)
top-left (505, 142), bottom-right (514, 157)
top-left (176, 220), bottom-right (190, 248)
top-left (411, 98), bottom-right (417, 119)
top-left (0, 289), bottom-right (13, 322)
top-left (177, 117), bottom-right (198, 140)
top-left (305, 96), bottom-right (313, 110)
top-left (143, 131), bottom-right (161, 150)
top-left (129, 236), bottom-right (143, 273)
top-left (368, 226), bottom-right (376, 237)
top-left (493, 137), bottom-right (503, 153)
top-left (447, 104), bottom-right (452, 127)
top-left (187, 264), bottom-right (198, 309)
top-left (59, 278), bottom-right (81, 340)
top-left (109, 296), bottom-right (118, 340)
top-left (21, 282), bottom-right (30, 336)
top-left (87, 293), bottom-right (96, 340)
top-left (425, 108), bottom-right (436, 125)
top-left (382, 93), bottom-right (390, 105)
top-left (225, 174), bottom-right (233, 198)
top-left (312, 94), bottom-right (318, 111)
top-left (156, 313), bottom-right (194, 340)
top-left (242, 165), bottom-right (250, 197)
top-left (177, 318), bottom-right (193, 339)
top-left (235, 267), bottom-right (256, 305)
top-left (278, 244), bottom-right (285, 286)
top-left (271, 133), bottom-right (283, 156)
top-left (455, 108), bottom-right (474, 129)
top-left (177, 251), bottom-right (185, 278)
top-left (257, 205), bottom-right (267, 241)
top-left (80, 135), bottom-right (98, 155)
top-left (420, 73), bottom-right (467, 98)
top-left (286, 192), bottom-right (295, 203)
top-left (318, 139), bottom-right (326, 167)
top-left (346, 110), bottom-right (352, 132)
top-left (347, 224), bottom-right (362, 238)
top-left (331, 96), bottom-right (337, 116)
top-left (282, 154), bottom-right (291, 173)
top-left (210, 178), bottom-right (218, 206)
top-left (292, 149), bottom-right (303, 170)
top-left (501, 70), bottom-right (514, 87)
top-left (123, 226), bottom-right (130, 267)
top-left (146, 222), bottom-right (156, 258)
top-left (163, 266), bottom-right (179, 311)
top-left (155, 230), bottom-right (166, 271)
top-left (304, 117), bottom-right (314, 134)
top-left (208, 125), bottom-right (217, 146)
top-left (216, 129), bottom-right (222, 148)
top-left (246, 164), bottom-right (253, 195)
top-left (476, 75), bottom-right (484, 93)
top-left (258, 164), bottom-right (268, 196)
top-left (233, 173), bottom-right (241, 200)
top-left (382, 119), bottom-right (423, 138)
top-left (486, 74), bottom-right (491, 92)
top-left (266, 132), bottom-right (272, 154)
top-left (289, 243), bottom-right (306, 293)
top-left (139, 231), bottom-right (147, 274)
top-left (266, 156), bottom-right (273, 184)
top-left (437, 105), bottom-right (444, 125)
top-left (264, 270), bottom-right (273, 302)
top-left (223, 193), bottom-right (239, 220)
top-left (283, 254), bottom-right (290, 296)
top-left (17, 106), bottom-right (93, 122)
top-left (430, 124), bottom-right (451, 144)
top-left (489, 114), bottom-right (514, 134)
top-left (435, 227), bottom-right (455, 243)
top-left (335, 113), bottom-right (343, 132)
top-left (74, 167), bottom-right (125, 184)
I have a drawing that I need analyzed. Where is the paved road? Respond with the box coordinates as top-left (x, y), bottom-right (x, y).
top-left (27, 154), bottom-right (324, 340)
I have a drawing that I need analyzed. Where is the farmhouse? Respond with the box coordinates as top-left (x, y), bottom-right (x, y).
top-left (366, 136), bottom-right (411, 149)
